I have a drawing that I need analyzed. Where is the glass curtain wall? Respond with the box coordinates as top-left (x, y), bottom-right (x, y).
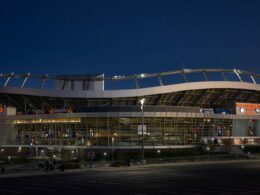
top-left (11, 116), bottom-right (233, 147)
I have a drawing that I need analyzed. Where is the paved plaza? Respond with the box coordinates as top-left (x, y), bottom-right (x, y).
top-left (1, 160), bottom-right (260, 194)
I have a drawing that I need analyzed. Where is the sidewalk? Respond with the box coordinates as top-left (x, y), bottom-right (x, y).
top-left (1, 158), bottom-right (260, 178)
top-left (90, 158), bottom-right (260, 171)
top-left (0, 167), bottom-right (87, 179)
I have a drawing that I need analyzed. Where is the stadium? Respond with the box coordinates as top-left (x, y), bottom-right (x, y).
top-left (0, 68), bottom-right (259, 161)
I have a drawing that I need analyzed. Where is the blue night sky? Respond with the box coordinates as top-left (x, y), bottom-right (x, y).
top-left (0, 0), bottom-right (260, 76)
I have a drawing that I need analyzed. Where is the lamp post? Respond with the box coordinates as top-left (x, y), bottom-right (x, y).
top-left (227, 130), bottom-right (231, 153)
top-left (111, 132), bottom-right (117, 163)
top-left (206, 146), bottom-right (210, 160)
top-left (8, 156), bottom-right (11, 167)
top-left (157, 149), bottom-right (161, 160)
top-left (112, 136), bottom-right (115, 163)
top-left (194, 133), bottom-right (197, 161)
top-left (89, 129), bottom-right (94, 168)
top-left (140, 98), bottom-right (146, 165)
top-left (103, 152), bottom-right (107, 164)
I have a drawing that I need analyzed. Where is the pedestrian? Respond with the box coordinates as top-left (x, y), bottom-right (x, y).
top-left (45, 160), bottom-right (49, 173)
top-left (1, 167), bottom-right (5, 174)
top-left (60, 161), bottom-right (64, 172)
top-left (49, 163), bottom-right (53, 172)
top-left (126, 157), bottom-right (130, 167)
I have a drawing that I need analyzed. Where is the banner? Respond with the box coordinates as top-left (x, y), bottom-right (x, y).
top-left (236, 102), bottom-right (260, 115)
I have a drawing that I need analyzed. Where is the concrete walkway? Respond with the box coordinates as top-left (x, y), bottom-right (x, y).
top-left (1, 158), bottom-right (260, 179)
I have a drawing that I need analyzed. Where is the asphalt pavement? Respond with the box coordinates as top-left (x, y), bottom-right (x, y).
top-left (1, 160), bottom-right (260, 194)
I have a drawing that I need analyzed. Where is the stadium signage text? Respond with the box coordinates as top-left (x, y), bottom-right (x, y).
top-left (236, 102), bottom-right (260, 115)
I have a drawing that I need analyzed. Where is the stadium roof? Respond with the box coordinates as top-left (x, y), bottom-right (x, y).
top-left (0, 68), bottom-right (259, 112)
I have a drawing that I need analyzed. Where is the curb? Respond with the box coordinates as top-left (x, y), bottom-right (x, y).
top-left (1, 158), bottom-right (260, 178)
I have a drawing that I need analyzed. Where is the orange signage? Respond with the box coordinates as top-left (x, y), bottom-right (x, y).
top-left (236, 102), bottom-right (260, 115)
top-left (0, 106), bottom-right (4, 113)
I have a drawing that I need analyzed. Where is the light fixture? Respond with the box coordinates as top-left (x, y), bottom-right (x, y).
top-left (140, 98), bottom-right (145, 109)
top-left (240, 107), bottom-right (246, 113)
top-left (139, 97), bottom-right (146, 164)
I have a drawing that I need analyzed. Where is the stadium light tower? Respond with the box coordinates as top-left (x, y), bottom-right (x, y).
top-left (140, 98), bottom-right (146, 164)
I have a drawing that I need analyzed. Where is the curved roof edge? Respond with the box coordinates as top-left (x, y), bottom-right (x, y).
top-left (1, 68), bottom-right (259, 90)
top-left (0, 81), bottom-right (260, 98)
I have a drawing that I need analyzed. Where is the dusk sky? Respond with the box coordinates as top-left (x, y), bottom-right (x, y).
top-left (0, 0), bottom-right (260, 76)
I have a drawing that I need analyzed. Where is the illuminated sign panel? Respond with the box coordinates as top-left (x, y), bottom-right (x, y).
top-left (13, 118), bottom-right (81, 124)
top-left (236, 102), bottom-right (260, 115)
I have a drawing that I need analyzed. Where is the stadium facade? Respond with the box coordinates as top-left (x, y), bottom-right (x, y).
top-left (0, 68), bottom-right (260, 159)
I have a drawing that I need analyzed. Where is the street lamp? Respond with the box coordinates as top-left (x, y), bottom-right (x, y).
top-left (140, 98), bottom-right (146, 165)
top-left (112, 137), bottom-right (114, 163)
top-left (206, 146), bottom-right (210, 151)
top-left (206, 146), bottom-right (210, 160)
top-left (8, 156), bottom-right (11, 167)
top-left (111, 132), bottom-right (117, 163)
top-left (89, 129), bottom-right (94, 168)
top-left (194, 133), bottom-right (197, 161)
top-left (157, 149), bottom-right (161, 160)
top-left (227, 130), bottom-right (231, 153)
top-left (103, 152), bottom-right (107, 163)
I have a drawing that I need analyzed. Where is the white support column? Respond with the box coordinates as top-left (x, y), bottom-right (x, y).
top-left (40, 75), bottom-right (48, 89)
top-left (250, 75), bottom-right (256, 84)
top-left (158, 76), bottom-right (163, 86)
top-left (21, 73), bottom-right (30, 88)
top-left (221, 72), bottom-right (228, 81)
top-left (4, 73), bottom-right (14, 87)
top-left (134, 78), bottom-right (140, 89)
top-left (233, 69), bottom-right (243, 82)
top-left (202, 71), bottom-right (208, 81)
